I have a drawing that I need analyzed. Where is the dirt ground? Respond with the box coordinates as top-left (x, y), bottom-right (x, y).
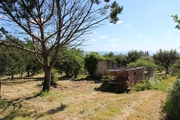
top-left (0, 75), bottom-right (167, 120)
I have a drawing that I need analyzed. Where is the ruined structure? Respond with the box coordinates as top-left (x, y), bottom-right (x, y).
top-left (104, 67), bottom-right (145, 90)
top-left (94, 60), bottom-right (120, 79)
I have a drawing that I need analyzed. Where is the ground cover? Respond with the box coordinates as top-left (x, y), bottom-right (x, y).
top-left (0, 75), bottom-right (176, 120)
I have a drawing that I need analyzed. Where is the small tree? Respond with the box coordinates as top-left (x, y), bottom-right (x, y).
top-left (0, 38), bottom-right (27, 79)
top-left (55, 47), bottom-right (84, 78)
top-left (127, 50), bottom-right (146, 64)
top-left (84, 52), bottom-right (103, 77)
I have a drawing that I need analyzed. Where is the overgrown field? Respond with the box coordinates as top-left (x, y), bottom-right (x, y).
top-left (0, 75), bottom-right (176, 120)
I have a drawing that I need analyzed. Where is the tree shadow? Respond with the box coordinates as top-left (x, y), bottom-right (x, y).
top-left (1, 77), bottom-right (44, 86)
top-left (35, 103), bottom-right (67, 119)
top-left (0, 94), bottom-right (67, 120)
top-left (47, 104), bottom-right (66, 114)
top-left (94, 81), bottom-right (129, 94)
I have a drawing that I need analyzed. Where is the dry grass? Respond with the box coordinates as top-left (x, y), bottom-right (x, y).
top-left (0, 75), bottom-right (167, 120)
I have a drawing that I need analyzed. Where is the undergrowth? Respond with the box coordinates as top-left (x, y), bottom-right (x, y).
top-left (132, 80), bottom-right (160, 92)
top-left (162, 80), bottom-right (180, 120)
top-left (0, 98), bottom-right (9, 109)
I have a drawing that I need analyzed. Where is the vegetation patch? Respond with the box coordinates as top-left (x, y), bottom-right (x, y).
top-left (162, 79), bottom-right (180, 120)
top-left (95, 80), bottom-right (127, 93)
top-left (0, 98), bottom-right (9, 109)
top-left (132, 80), bottom-right (160, 92)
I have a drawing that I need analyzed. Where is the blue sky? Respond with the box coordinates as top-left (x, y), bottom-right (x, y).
top-left (83, 0), bottom-right (180, 53)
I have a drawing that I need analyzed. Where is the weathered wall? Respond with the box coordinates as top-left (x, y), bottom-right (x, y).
top-left (128, 67), bottom-right (145, 85)
top-left (104, 67), bottom-right (145, 90)
top-left (94, 60), bottom-right (120, 78)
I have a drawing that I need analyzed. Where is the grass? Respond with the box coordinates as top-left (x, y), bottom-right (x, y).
top-left (156, 76), bottom-right (177, 91)
top-left (0, 74), bottom-right (174, 120)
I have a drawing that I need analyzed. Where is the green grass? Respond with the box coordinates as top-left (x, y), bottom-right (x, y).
top-left (0, 98), bottom-right (9, 109)
top-left (157, 76), bottom-right (177, 91)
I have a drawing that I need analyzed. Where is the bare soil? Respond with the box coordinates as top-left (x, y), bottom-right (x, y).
top-left (0, 75), bottom-right (167, 120)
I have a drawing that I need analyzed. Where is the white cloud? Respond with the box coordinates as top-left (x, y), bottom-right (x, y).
top-left (125, 24), bottom-right (132, 27)
top-left (117, 20), bottom-right (123, 24)
top-left (136, 34), bottom-right (141, 36)
top-left (100, 35), bottom-right (107, 39)
top-left (109, 39), bottom-right (118, 42)
top-left (89, 39), bottom-right (96, 42)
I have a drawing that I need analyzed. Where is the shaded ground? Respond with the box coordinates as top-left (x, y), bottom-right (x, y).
top-left (0, 75), bottom-right (167, 120)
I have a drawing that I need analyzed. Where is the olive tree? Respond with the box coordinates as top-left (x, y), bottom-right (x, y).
top-left (0, 0), bottom-right (123, 91)
top-left (153, 49), bottom-right (179, 74)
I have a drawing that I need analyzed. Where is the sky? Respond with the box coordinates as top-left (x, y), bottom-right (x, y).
top-left (82, 0), bottom-right (180, 54)
top-left (1, 0), bottom-right (180, 54)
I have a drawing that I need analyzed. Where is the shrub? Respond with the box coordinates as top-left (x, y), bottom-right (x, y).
top-left (163, 80), bottom-right (180, 120)
top-left (127, 59), bottom-right (156, 69)
top-left (84, 52), bottom-right (103, 77)
top-left (0, 99), bottom-right (8, 109)
top-left (95, 80), bottom-right (125, 93)
top-left (132, 80), bottom-right (160, 92)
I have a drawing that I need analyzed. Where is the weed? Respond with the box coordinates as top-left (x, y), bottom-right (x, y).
top-left (0, 98), bottom-right (9, 109)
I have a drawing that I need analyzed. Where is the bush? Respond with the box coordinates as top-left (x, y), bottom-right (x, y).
top-left (0, 99), bottom-right (8, 109)
top-left (127, 59), bottom-right (156, 69)
top-left (95, 80), bottom-right (126, 93)
top-left (84, 52), bottom-right (103, 77)
top-left (132, 80), bottom-right (160, 92)
top-left (163, 80), bottom-right (180, 120)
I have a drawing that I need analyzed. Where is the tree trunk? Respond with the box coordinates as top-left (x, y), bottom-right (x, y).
top-left (42, 68), bottom-right (51, 92)
top-left (27, 71), bottom-right (30, 77)
top-left (11, 74), bottom-right (14, 80)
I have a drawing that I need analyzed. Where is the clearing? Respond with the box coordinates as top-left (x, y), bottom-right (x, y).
top-left (0, 75), bottom-right (168, 120)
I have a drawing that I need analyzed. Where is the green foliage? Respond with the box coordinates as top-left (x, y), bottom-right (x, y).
top-left (51, 69), bottom-right (58, 85)
top-left (127, 50), bottom-right (149, 64)
top-left (172, 14), bottom-right (180, 29)
top-left (55, 47), bottom-right (84, 78)
top-left (110, 1), bottom-right (123, 24)
top-left (84, 52), bottom-right (103, 77)
top-left (127, 57), bottom-right (156, 69)
top-left (132, 80), bottom-right (160, 92)
top-left (163, 80), bottom-right (180, 120)
top-left (0, 99), bottom-right (9, 109)
top-left (171, 58), bottom-right (180, 78)
top-left (155, 76), bottom-right (177, 91)
top-left (115, 54), bottom-right (127, 67)
top-left (153, 49), bottom-right (179, 74)
top-left (0, 39), bottom-right (41, 78)
top-left (103, 51), bottom-right (115, 61)
top-left (0, 44), bottom-right (27, 78)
